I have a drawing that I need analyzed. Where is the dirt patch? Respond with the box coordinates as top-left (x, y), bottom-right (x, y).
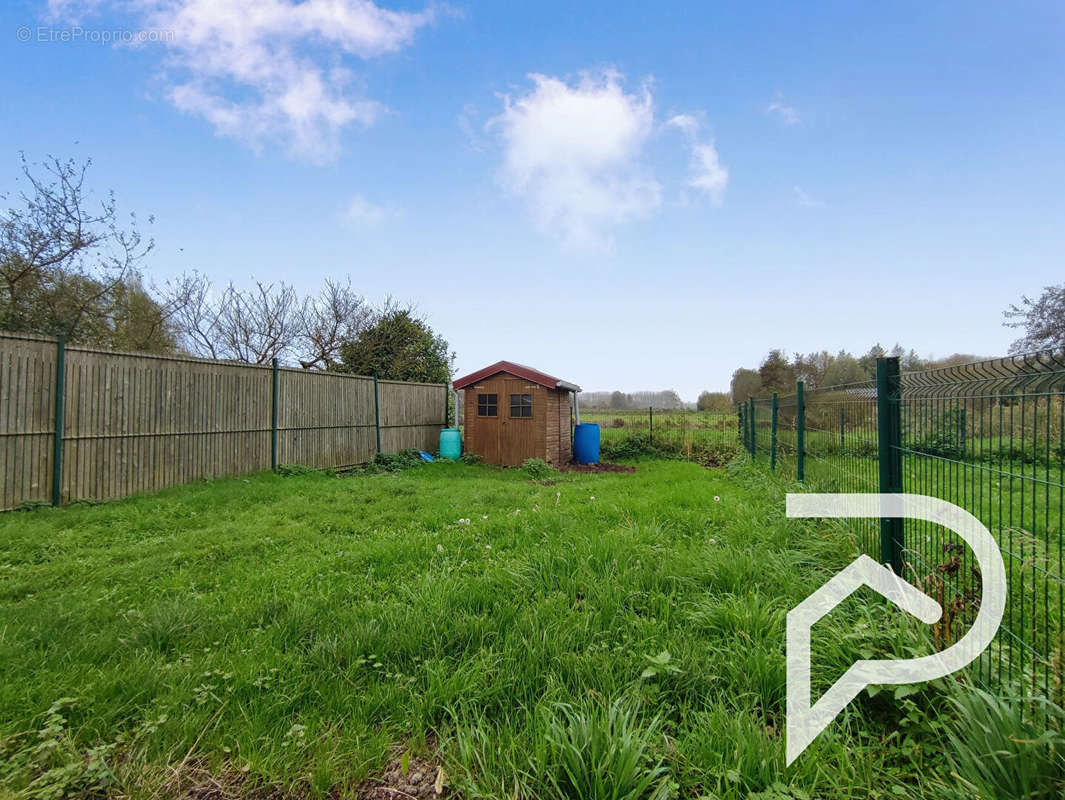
top-left (559, 461), bottom-right (636, 473)
top-left (357, 746), bottom-right (452, 799)
top-left (172, 747), bottom-right (453, 800)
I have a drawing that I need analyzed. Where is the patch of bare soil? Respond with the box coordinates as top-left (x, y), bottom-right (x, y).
top-left (559, 461), bottom-right (636, 473)
top-left (171, 747), bottom-right (453, 800)
top-left (357, 746), bottom-right (451, 799)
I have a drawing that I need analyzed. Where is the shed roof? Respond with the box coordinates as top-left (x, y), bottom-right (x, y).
top-left (452, 361), bottom-right (581, 392)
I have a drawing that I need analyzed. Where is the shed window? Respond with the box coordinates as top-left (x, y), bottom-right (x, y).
top-left (477, 393), bottom-right (497, 417)
top-left (510, 393), bottom-right (533, 418)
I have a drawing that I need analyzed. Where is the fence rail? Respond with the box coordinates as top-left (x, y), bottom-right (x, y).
top-left (740, 354), bottom-right (1065, 706)
top-left (0, 332), bottom-right (447, 510)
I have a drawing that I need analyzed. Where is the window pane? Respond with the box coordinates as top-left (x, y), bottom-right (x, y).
top-left (510, 393), bottom-right (533, 417)
top-left (478, 393), bottom-right (497, 417)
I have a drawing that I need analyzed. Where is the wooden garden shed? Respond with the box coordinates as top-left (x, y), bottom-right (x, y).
top-left (453, 361), bottom-right (581, 466)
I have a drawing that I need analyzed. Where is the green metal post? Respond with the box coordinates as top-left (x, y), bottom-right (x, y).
top-left (876, 357), bottom-right (904, 573)
top-left (271, 358), bottom-right (279, 471)
top-left (770, 393), bottom-right (778, 471)
top-left (796, 381), bottom-right (805, 482)
top-left (737, 403), bottom-right (744, 447)
top-left (52, 336), bottom-right (65, 507)
top-left (748, 397), bottom-right (756, 457)
top-left (373, 372), bottom-right (382, 455)
top-left (649, 406), bottom-right (654, 444)
top-left (839, 407), bottom-right (845, 451)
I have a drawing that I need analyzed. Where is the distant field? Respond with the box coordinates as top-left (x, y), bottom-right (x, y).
top-left (579, 409), bottom-right (738, 458)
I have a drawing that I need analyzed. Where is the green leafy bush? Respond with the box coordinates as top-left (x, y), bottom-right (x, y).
top-left (276, 464), bottom-right (315, 477)
top-left (460, 452), bottom-right (482, 465)
top-left (521, 458), bottom-right (556, 480)
top-left (373, 449), bottom-right (425, 473)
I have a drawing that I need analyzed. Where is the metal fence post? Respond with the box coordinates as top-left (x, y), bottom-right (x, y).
top-left (52, 335), bottom-right (65, 507)
top-left (271, 358), bottom-right (279, 471)
top-left (737, 403), bottom-right (744, 449)
top-left (373, 373), bottom-right (382, 455)
top-left (839, 406), bottom-right (845, 451)
top-left (796, 381), bottom-right (805, 482)
top-left (770, 392), bottom-right (778, 471)
top-left (747, 396), bottom-right (756, 457)
top-left (876, 356), bottom-right (904, 573)
top-left (649, 406), bottom-right (654, 444)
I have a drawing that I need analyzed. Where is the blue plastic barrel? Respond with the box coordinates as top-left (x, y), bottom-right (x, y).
top-left (573, 423), bottom-right (600, 464)
top-left (439, 428), bottom-right (462, 460)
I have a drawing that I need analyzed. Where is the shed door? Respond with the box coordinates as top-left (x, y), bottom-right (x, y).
top-left (501, 379), bottom-right (539, 465)
top-left (470, 385), bottom-right (503, 465)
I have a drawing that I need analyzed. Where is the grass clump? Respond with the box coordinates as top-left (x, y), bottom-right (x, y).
top-left (542, 699), bottom-right (674, 800)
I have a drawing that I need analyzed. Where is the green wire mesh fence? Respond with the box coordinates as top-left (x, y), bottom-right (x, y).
top-left (742, 354), bottom-right (1065, 706)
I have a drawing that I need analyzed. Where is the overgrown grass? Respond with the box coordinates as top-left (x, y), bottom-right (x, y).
top-left (0, 459), bottom-right (1058, 799)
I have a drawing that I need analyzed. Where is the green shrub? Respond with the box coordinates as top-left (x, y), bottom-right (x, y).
top-left (276, 464), bottom-right (315, 477)
top-left (521, 458), bottom-right (556, 480)
top-left (460, 452), bottom-right (482, 465)
top-left (373, 449), bottom-right (425, 473)
top-left (601, 435), bottom-right (678, 462)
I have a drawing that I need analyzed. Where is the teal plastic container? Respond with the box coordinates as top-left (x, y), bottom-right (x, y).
top-left (439, 428), bottom-right (462, 460)
top-left (573, 423), bottom-right (600, 464)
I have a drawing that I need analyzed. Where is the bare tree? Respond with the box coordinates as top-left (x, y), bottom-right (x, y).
top-left (296, 279), bottom-right (372, 369)
top-left (165, 274), bottom-right (372, 368)
top-left (1, 154), bottom-right (154, 341)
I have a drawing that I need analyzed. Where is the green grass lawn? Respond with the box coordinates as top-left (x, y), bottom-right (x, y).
top-left (0, 459), bottom-right (1059, 800)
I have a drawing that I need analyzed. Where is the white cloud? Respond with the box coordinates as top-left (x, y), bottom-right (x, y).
top-left (793, 185), bottom-right (824, 208)
top-left (49, 1), bottom-right (436, 162)
top-left (342, 194), bottom-right (393, 226)
top-left (667, 114), bottom-right (727, 205)
top-left (489, 69), bottom-right (660, 251)
top-left (490, 70), bottom-right (727, 250)
top-left (767, 92), bottom-right (800, 126)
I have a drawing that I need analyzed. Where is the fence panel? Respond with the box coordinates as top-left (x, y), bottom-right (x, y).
top-left (278, 368), bottom-right (376, 469)
top-left (378, 380), bottom-right (447, 454)
top-left (0, 332), bottom-right (448, 509)
top-left (745, 354), bottom-right (1065, 706)
top-left (0, 335), bottom-right (56, 509)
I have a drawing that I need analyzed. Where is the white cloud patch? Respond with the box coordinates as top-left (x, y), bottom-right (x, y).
top-left (793, 185), bottom-right (824, 208)
top-left (767, 92), bottom-right (800, 126)
top-left (342, 194), bottom-right (393, 226)
top-left (490, 71), bottom-right (727, 250)
top-left (667, 114), bottom-right (727, 205)
top-left (489, 70), bottom-right (660, 251)
top-left (48, 1), bottom-right (436, 162)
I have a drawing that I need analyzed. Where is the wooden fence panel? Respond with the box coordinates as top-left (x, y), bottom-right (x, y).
top-left (0, 333), bottom-right (448, 509)
top-left (0, 335), bottom-right (56, 509)
top-left (278, 369), bottom-right (377, 468)
top-left (378, 380), bottom-right (446, 454)
top-left (60, 348), bottom-right (273, 503)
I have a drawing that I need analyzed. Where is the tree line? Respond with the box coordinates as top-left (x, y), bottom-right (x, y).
top-left (1, 155), bottom-right (453, 383)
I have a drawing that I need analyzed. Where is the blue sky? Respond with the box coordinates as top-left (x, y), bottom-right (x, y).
top-left (2, 1), bottom-right (1063, 399)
